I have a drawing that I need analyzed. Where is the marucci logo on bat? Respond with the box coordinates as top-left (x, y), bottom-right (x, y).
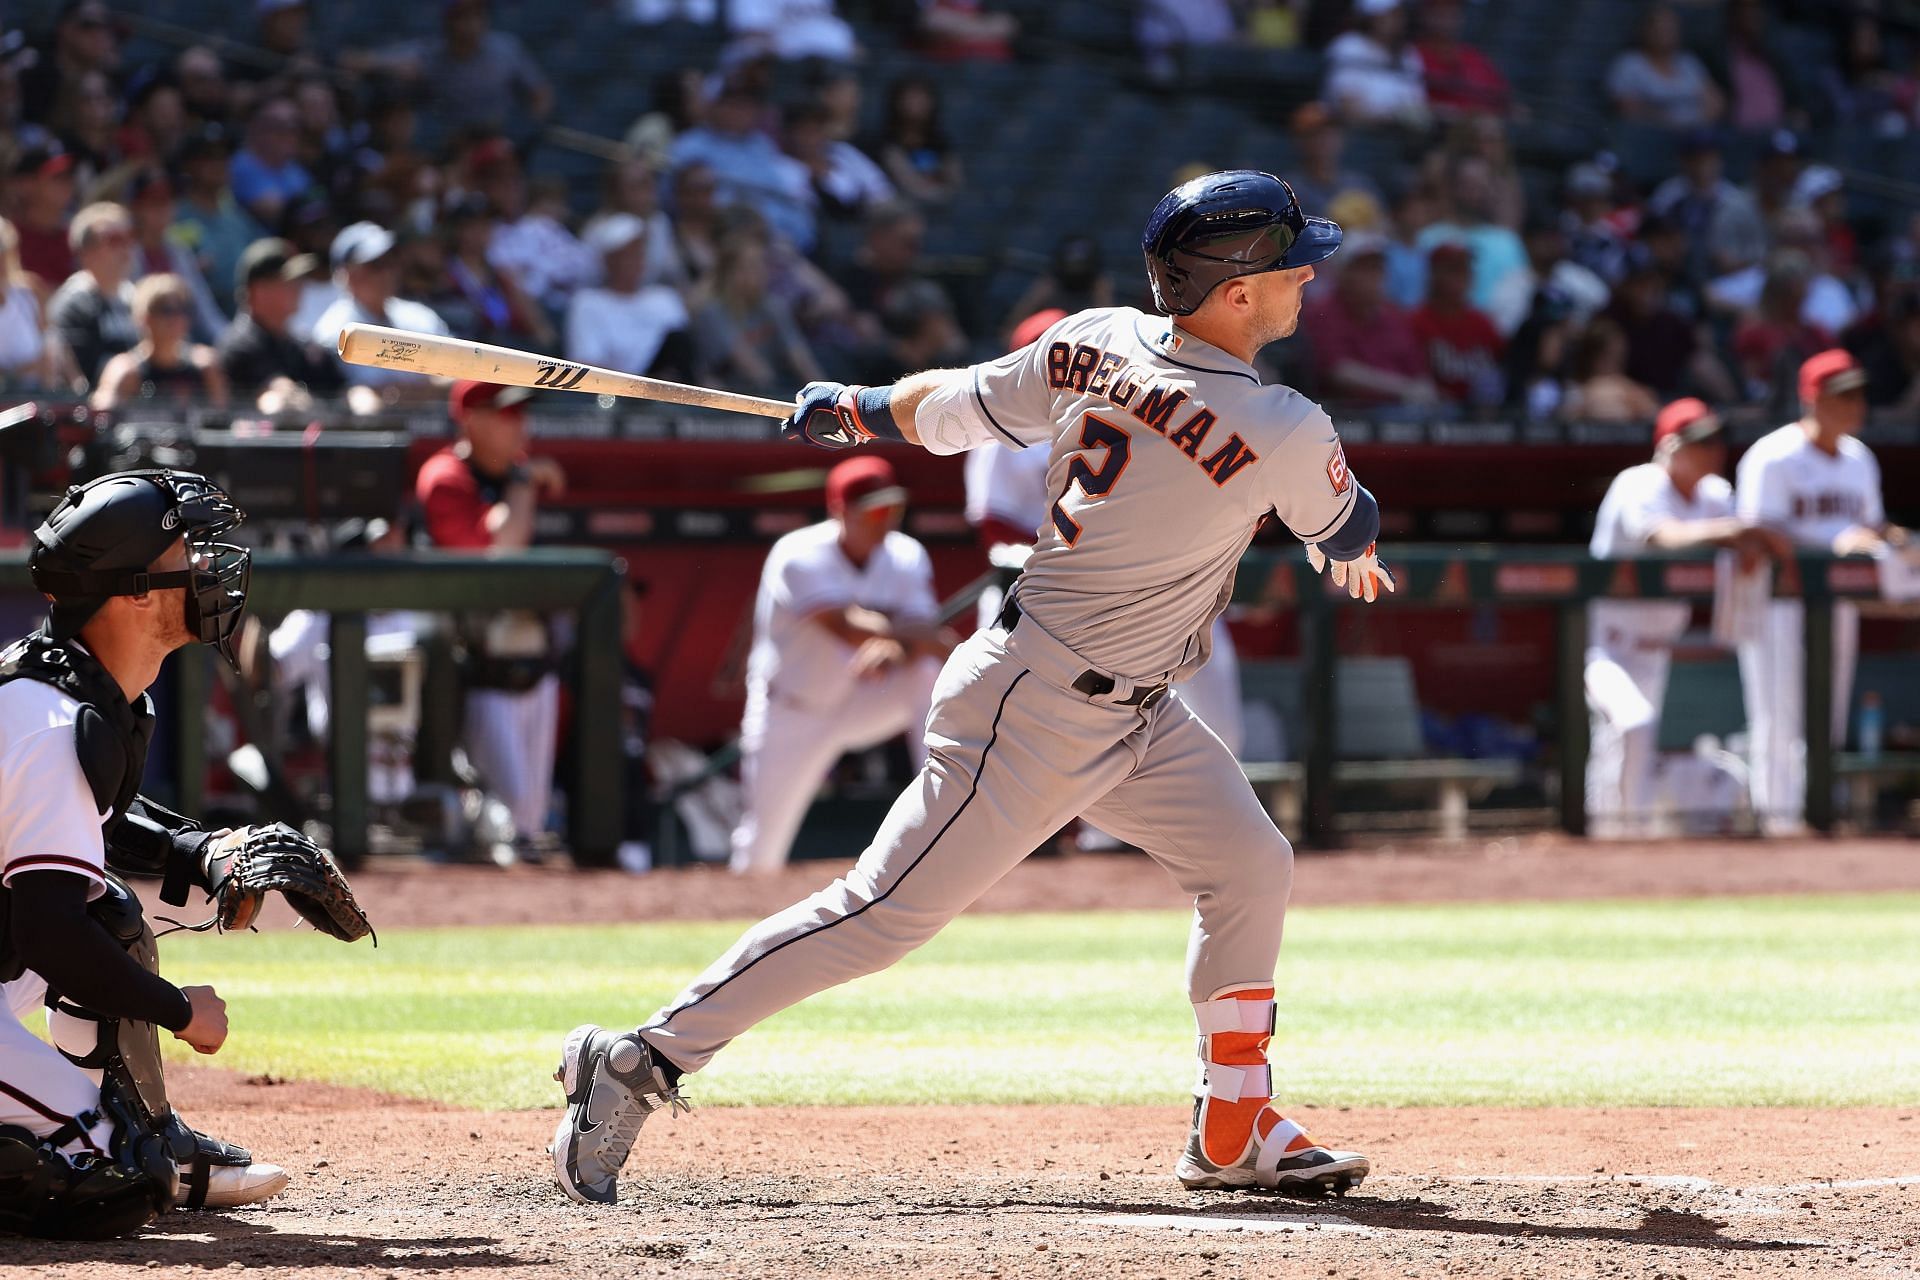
top-left (533, 360), bottom-right (590, 389)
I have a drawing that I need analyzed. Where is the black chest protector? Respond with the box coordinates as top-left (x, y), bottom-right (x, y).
top-left (0, 631), bottom-right (154, 981)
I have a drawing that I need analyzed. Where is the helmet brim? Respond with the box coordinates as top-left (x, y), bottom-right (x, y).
top-left (1282, 217), bottom-right (1343, 268)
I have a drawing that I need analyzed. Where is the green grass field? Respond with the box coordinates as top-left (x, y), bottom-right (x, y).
top-left (142, 894), bottom-right (1920, 1112)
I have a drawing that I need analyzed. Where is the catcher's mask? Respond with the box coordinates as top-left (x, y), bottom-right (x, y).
top-left (29, 469), bottom-right (251, 667)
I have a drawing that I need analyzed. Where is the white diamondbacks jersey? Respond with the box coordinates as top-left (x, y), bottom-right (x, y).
top-left (1735, 424), bottom-right (1885, 549)
top-left (963, 439), bottom-right (1051, 537)
top-left (943, 306), bottom-right (1359, 681)
top-left (0, 680), bottom-right (109, 899)
top-left (746, 520), bottom-right (939, 713)
top-left (1588, 462), bottom-right (1732, 646)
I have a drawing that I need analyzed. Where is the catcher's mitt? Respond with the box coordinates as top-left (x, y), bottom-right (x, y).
top-left (206, 824), bottom-right (374, 943)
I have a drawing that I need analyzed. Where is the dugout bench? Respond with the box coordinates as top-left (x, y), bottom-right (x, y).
top-left (1234, 546), bottom-right (1895, 847)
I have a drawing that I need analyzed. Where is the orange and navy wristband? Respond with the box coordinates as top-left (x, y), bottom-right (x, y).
top-left (850, 386), bottom-right (905, 442)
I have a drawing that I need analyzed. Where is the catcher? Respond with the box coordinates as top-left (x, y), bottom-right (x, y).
top-left (0, 469), bottom-right (371, 1240)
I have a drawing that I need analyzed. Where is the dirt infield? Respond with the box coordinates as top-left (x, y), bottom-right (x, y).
top-left (19, 836), bottom-right (1917, 1278)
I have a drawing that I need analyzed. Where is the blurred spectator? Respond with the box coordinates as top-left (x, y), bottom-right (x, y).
top-left (867, 76), bottom-right (963, 206)
top-left (1001, 234), bottom-right (1111, 339)
top-left (440, 195), bottom-right (553, 348)
top-left (1560, 161), bottom-right (1630, 285)
top-left (246, 0), bottom-right (317, 82)
top-left (49, 68), bottom-right (120, 194)
top-left (230, 96), bottom-right (314, 230)
top-left (1323, 0), bottom-right (1428, 129)
top-left (849, 277), bottom-right (966, 384)
top-left (472, 141), bottom-right (596, 314)
top-left (809, 63), bottom-right (863, 146)
top-left (1720, 0), bottom-right (1788, 132)
top-left (1414, 0), bottom-right (1510, 119)
top-left (290, 74), bottom-right (364, 214)
top-left (1648, 130), bottom-right (1763, 285)
top-left (1731, 250), bottom-right (1831, 413)
top-left (354, 0), bottom-right (553, 136)
top-left (841, 200), bottom-right (927, 329)
top-left (216, 236), bottom-right (348, 411)
top-left (1410, 242), bottom-right (1504, 408)
top-left (1607, 261), bottom-right (1722, 401)
top-left (0, 218), bottom-right (72, 390)
top-left (1415, 154), bottom-right (1527, 325)
top-left (694, 232), bottom-right (822, 396)
top-left (1816, 13), bottom-right (1911, 136)
top-left (1382, 184), bottom-right (1436, 308)
top-left (1856, 292), bottom-right (1920, 413)
top-left (1709, 208), bottom-right (1863, 339)
top-left (20, 0), bottom-right (119, 126)
top-left (1504, 269), bottom-right (1582, 421)
top-left (1302, 233), bottom-right (1436, 409)
top-left (783, 100), bottom-right (894, 225)
top-left (1560, 319), bottom-right (1658, 422)
top-left (172, 46), bottom-right (231, 130)
top-left (1606, 3), bottom-right (1723, 127)
top-left (668, 161), bottom-right (723, 302)
top-left (7, 144), bottom-right (78, 284)
top-left (622, 0), bottom-right (718, 20)
top-left (916, 0), bottom-right (1018, 63)
top-left (1285, 103), bottom-right (1382, 217)
top-left (1744, 129), bottom-right (1805, 233)
top-left (565, 214), bottom-right (693, 381)
top-left (1438, 113), bottom-right (1524, 231)
top-left (48, 200), bottom-right (137, 384)
top-left (1245, 0), bottom-right (1304, 49)
top-left (668, 85), bottom-right (815, 251)
top-left (625, 67), bottom-right (709, 167)
top-left (311, 220), bottom-right (451, 400)
top-left (118, 69), bottom-right (187, 165)
top-left (584, 155), bottom-right (686, 289)
top-left (415, 380), bottom-right (565, 852)
top-left (127, 170), bottom-right (225, 341)
top-left (358, 95), bottom-right (435, 230)
top-left (725, 0), bottom-right (858, 63)
top-left (1792, 165), bottom-right (1856, 277)
top-left (1136, 0), bottom-right (1237, 85)
top-left (90, 272), bottom-right (228, 410)
top-left (170, 127), bottom-right (263, 327)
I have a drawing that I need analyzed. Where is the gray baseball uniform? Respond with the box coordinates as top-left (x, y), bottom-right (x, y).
top-left (640, 306), bottom-right (1374, 1072)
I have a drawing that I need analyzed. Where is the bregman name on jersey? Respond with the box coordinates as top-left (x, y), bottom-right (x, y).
top-left (1043, 340), bottom-right (1261, 487)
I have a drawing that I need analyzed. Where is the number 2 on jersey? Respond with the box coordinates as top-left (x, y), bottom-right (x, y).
top-left (1050, 414), bottom-right (1133, 546)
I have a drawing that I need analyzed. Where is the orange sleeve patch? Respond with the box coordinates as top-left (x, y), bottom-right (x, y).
top-left (1327, 442), bottom-right (1351, 496)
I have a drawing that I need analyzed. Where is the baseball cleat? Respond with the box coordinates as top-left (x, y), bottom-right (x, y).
top-left (179, 1160), bottom-right (290, 1209)
top-left (549, 1023), bottom-right (688, 1206)
top-left (1175, 1099), bottom-right (1369, 1197)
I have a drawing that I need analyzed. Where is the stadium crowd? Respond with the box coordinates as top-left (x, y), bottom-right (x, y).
top-left (0, 0), bottom-right (1912, 427)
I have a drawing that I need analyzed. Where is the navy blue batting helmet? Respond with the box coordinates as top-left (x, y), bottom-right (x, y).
top-left (1141, 170), bottom-right (1343, 316)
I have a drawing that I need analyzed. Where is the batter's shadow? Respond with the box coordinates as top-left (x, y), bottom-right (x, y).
top-left (3, 1215), bottom-right (535, 1270)
top-left (1141, 1195), bottom-right (1824, 1254)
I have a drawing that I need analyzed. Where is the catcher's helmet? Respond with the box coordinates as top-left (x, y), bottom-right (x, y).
top-left (1142, 169), bottom-right (1343, 316)
top-left (29, 469), bottom-right (250, 666)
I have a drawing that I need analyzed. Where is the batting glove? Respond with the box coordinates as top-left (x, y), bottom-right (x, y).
top-left (784, 381), bottom-right (871, 450)
top-left (1305, 542), bottom-right (1397, 604)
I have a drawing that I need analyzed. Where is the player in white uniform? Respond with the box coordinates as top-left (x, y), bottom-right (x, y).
top-left (730, 455), bottom-right (954, 875)
top-left (1735, 350), bottom-right (1910, 832)
top-left (551, 171), bottom-right (1393, 1203)
top-left (1585, 399), bottom-right (1786, 835)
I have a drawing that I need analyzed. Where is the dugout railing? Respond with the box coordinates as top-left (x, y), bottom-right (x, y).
top-left (0, 549), bottom-right (630, 867)
top-left (1236, 546), bottom-right (1900, 847)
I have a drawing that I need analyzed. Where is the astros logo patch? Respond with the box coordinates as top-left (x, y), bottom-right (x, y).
top-left (1326, 442), bottom-right (1351, 496)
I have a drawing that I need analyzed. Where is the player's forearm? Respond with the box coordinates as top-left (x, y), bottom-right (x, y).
top-left (893, 619), bottom-right (959, 659)
top-left (872, 368), bottom-right (972, 448)
top-left (10, 872), bottom-right (192, 1031)
top-left (1643, 517), bottom-right (1753, 551)
top-left (485, 483), bottom-right (538, 549)
top-left (809, 605), bottom-right (898, 647)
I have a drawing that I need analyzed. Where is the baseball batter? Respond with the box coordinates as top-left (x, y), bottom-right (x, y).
top-left (730, 455), bottom-right (952, 875)
top-left (1585, 399), bottom-right (1785, 835)
top-left (1734, 350), bottom-right (1909, 832)
top-left (551, 171), bottom-right (1393, 1204)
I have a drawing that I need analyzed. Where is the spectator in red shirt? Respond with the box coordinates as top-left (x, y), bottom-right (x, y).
top-left (1415, 0), bottom-right (1511, 118)
top-left (5, 145), bottom-right (77, 285)
top-left (416, 380), bottom-right (568, 858)
top-left (1303, 233), bottom-right (1438, 409)
top-left (916, 0), bottom-right (1019, 63)
top-left (1410, 242), bottom-right (1505, 407)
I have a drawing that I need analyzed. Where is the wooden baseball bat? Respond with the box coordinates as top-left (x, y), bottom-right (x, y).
top-left (335, 323), bottom-right (794, 419)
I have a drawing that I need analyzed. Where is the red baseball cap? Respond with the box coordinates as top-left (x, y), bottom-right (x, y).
top-left (826, 455), bottom-right (907, 513)
top-left (1009, 308), bottom-right (1068, 353)
top-left (1798, 348), bottom-right (1867, 404)
top-left (1652, 397), bottom-right (1724, 449)
top-left (450, 380), bottom-right (534, 418)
